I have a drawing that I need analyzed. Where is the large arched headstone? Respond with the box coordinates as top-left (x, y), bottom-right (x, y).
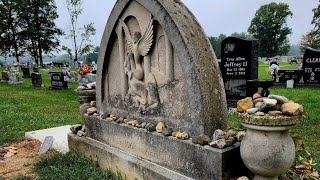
top-left (96, 0), bottom-right (227, 136)
top-left (69, 1), bottom-right (248, 179)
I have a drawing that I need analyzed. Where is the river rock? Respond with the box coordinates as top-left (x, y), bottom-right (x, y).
top-left (212, 129), bottom-right (227, 141)
top-left (87, 107), bottom-right (97, 114)
top-left (268, 110), bottom-right (283, 116)
top-left (172, 131), bottom-right (182, 138)
top-left (236, 131), bottom-right (246, 142)
top-left (156, 121), bottom-right (166, 133)
top-left (255, 102), bottom-right (267, 111)
top-left (162, 128), bottom-right (173, 136)
top-left (268, 95), bottom-right (289, 104)
top-left (192, 135), bottom-right (211, 145)
top-left (281, 102), bottom-right (304, 116)
top-left (146, 123), bottom-right (156, 132)
top-left (237, 176), bottom-right (249, 180)
top-left (246, 107), bottom-right (259, 114)
top-left (227, 130), bottom-right (236, 138)
top-left (253, 97), bottom-right (264, 105)
top-left (90, 101), bottom-right (96, 107)
top-left (255, 111), bottom-right (265, 116)
top-left (178, 132), bottom-right (189, 140)
top-left (70, 124), bottom-right (83, 134)
top-left (116, 117), bottom-right (124, 124)
top-left (263, 98), bottom-right (277, 107)
top-left (209, 139), bottom-right (226, 149)
top-left (85, 82), bottom-right (96, 89)
top-left (140, 122), bottom-right (147, 128)
top-left (237, 98), bottom-right (254, 112)
top-left (253, 93), bottom-right (262, 100)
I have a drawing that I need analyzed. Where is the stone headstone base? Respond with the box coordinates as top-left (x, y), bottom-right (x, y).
top-left (68, 115), bottom-right (249, 180)
top-left (68, 133), bottom-right (192, 180)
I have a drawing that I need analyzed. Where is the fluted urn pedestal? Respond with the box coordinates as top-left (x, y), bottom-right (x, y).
top-left (238, 113), bottom-right (300, 180)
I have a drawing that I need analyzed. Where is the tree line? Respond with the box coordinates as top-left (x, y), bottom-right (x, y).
top-left (0, 0), bottom-right (95, 66)
top-left (209, 1), bottom-right (320, 59)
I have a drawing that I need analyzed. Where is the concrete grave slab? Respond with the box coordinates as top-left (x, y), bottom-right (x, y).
top-left (25, 125), bottom-right (71, 153)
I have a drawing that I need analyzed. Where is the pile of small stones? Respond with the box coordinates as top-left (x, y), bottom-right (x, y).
top-left (72, 98), bottom-right (246, 149)
top-left (237, 93), bottom-right (304, 117)
top-left (75, 82), bottom-right (96, 92)
top-left (93, 114), bottom-right (245, 149)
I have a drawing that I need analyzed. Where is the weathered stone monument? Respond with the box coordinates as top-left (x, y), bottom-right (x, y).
top-left (8, 70), bottom-right (23, 84)
top-left (220, 37), bottom-right (258, 107)
top-left (69, 0), bottom-right (247, 179)
top-left (302, 47), bottom-right (320, 84)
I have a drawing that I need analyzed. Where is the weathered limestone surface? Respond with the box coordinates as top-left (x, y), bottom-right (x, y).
top-left (96, 0), bottom-right (227, 136)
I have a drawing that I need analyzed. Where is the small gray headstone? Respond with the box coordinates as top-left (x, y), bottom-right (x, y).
top-left (37, 136), bottom-right (53, 154)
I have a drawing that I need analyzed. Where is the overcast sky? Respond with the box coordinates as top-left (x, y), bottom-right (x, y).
top-left (55, 0), bottom-right (317, 49)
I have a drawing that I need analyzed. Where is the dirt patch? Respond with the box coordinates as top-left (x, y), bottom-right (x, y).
top-left (0, 139), bottom-right (42, 179)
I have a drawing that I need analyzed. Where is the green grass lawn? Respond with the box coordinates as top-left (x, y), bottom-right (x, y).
top-left (0, 67), bottom-right (82, 145)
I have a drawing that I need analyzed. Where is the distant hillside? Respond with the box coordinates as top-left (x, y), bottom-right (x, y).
top-left (288, 44), bottom-right (302, 56)
top-left (0, 54), bottom-right (84, 64)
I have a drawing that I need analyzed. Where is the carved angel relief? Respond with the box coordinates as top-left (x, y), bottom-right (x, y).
top-left (120, 18), bottom-right (159, 110)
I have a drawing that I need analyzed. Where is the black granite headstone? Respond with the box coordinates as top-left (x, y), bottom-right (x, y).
top-left (22, 68), bottom-right (31, 78)
top-left (31, 72), bottom-right (43, 87)
top-left (1, 71), bottom-right (9, 81)
top-left (50, 72), bottom-right (68, 89)
top-left (33, 67), bottom-right (39, 73)
top-left (278, 70), bottom-right (303, 83)
top-left (302, 47), bottom-right (320, 84)
top-left (221, 37), bottom-right (258, 101)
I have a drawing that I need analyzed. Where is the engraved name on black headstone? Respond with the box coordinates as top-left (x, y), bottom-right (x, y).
top-left (50, 72), bottom-right (68, 89)
top-left (302, 47), bottom-right (320, 84)
top-left (221, 37), bottom-right (258, 100)
top-left (278, 70), bottom-right (303, 83)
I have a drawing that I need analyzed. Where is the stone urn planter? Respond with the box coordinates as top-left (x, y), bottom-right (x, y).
top-left (237, 113), bottom-right (302, 180)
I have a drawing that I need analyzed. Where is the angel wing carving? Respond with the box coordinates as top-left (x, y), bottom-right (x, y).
top-left (120, 18), bottom-right (154, 57)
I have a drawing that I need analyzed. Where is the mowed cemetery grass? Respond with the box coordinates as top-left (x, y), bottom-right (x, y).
top-left (0, 67), bottom-right (82, 145)
top-left (0, 61), bottom-right (319, 171)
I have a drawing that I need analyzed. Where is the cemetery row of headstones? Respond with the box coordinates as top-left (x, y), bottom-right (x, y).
top-left (1, 65), bottom-right (97, 89)
top-left (220, 37), bottom-right (320, 107)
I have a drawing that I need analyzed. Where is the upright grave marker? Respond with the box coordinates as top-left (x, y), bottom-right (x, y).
top-left (22, 68), bottom-right (31, 78)
top-left (302, 47), bottom-right (320, 84)
top-left (49, 72), bottom-right (68, 89)
top-left (221, 37), bottom-right (258, 103)
top-left (68, 0), bottom-right (250, 179)
top-left (31, 72), bottom-right (43, 87)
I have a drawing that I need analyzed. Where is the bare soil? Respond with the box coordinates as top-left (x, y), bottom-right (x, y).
top-left (0, 139), bottom-right (41, 179)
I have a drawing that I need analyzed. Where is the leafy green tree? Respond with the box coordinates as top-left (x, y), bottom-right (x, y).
top-left (230, 32), bottom-right (253, 40)
top-left (85, 46), bottom-right (99, 64)
top-left (0, 0), bottom-right (26, 63)
top-left (248, 2), bottom-right (293, 57)
top-left (208, 34), bottom-right (227, 59)
top-left (312, 0), bottom-right (320, 34)
top-left (63, 0), bottom-right (96, 62)
top-left (19, 0), bottom-right (63, 66)
top-left (299, 31), bottom-right (320, 52)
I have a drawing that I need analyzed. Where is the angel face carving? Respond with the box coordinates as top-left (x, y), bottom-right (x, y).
top-left (120, 18), bottom-right (159, 111)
